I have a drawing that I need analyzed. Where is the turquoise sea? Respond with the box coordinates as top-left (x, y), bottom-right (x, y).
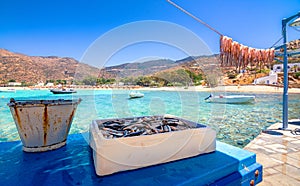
top-left (1, 89), bottom-right (299, 148)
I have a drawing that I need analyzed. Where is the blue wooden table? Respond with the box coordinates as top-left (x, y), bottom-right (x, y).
top-left (0, 133), bottom-right (262, 186)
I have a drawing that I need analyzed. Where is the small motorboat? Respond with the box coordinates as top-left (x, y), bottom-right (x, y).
top-left (129, 91), bottom-right (144, 99)
top-left (50, 88), bottom-right (77, 94)
top-left (205, 94), bottom-right (255, 104)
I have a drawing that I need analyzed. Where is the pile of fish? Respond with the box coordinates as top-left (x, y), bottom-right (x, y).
top-left (220, 36), bottom-right (275, 70)
top-left (98, 116), bottom-right (193, 139)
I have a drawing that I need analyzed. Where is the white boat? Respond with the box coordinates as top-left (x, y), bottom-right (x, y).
top-left (205, 94), bottom-right (255, 104)
top-left (129, 91), bottom-right (144, 98)
top-left (50, 88), bottom-right (77, 94)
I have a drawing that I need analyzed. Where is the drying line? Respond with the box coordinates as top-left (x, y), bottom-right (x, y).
top-left (270, 36), bottom-right (283, 49)
top-left (167, 0), bottom-right (223, 36)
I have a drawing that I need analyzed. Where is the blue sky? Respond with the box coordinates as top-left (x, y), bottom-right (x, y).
top-left (1, 0), bottom-right (300, 67)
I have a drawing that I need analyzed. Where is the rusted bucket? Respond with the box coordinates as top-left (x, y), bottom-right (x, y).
top-left (7, 98), bottom-right (81, 152)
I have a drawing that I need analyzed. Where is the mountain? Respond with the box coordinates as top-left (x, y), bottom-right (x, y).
top-left (0, 49), bottom-right (100, 85)
top-left (2, 37), bottom-right (300, 86)
top-left (99, 55), bottom-right (222, 79)
top-left (1, 48), bottom-right (214, 85)
top-left (175, 56), bottom-right (200, 64)
top-left (0, 48), bottom-right (267, 87)
top-left (101, 59), bottom-right (178, 78)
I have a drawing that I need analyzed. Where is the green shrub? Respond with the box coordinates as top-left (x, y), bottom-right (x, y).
top-left (228, 74), bottom-right (236, 79)
top-left (294, 72), bottom-right (300, 79)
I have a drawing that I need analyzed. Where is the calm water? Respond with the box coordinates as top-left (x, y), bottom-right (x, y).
top-left (1, 89), bottom-right (299, 148)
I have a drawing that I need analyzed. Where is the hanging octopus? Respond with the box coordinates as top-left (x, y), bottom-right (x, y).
top-left (220, 36), bottom-right (233, 67)
top-left (220, 35), bottom-right (275, 71)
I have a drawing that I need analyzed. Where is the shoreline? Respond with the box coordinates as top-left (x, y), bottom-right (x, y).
top-left (140, 85), bottom-right (300, 94)
top-left (2, 85), bottom-right (300, 94)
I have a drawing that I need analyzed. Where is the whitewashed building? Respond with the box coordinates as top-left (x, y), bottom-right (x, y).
top-left (45, 83), bottom-right (54, 87)
top-left (273, 63), bottom-right (300, 72)
top-left (253, 71), bottom-right (278, 85)
top-left (7, 82), bottom-right (21, 86)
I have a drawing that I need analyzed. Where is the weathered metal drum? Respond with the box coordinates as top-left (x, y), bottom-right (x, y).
top-left (7, 98), bottom-right (81, 152)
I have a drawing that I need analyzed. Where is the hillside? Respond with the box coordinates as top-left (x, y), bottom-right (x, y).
top-left (102, 59), bottom-right (178, 78)
top-left (0, 49), bottom-right (100, 85)
top-left (100, 55), bottom-right (220, 79)
top-left (1, 46), bottom-right (300, 87)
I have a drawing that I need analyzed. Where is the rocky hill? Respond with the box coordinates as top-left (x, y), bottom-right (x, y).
top-left (1, 46), bottom-right (300, 87)
top-left (0, 49), bottom-right (100, 85)
top-left (102, 59), bottom-right (176, 78)
top-left (99, 55), bottom-right (220, 79)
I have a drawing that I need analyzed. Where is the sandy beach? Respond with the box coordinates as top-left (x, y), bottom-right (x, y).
top-left (2, 85), bottom-right (300, 94)
top-left (139, 85), bottom-right (300, 94)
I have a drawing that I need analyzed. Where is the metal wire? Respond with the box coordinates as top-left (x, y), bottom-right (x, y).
top-left (270, 36), bottom-right (283, 49)
top-left (167, 0), bottom-right (223, 36)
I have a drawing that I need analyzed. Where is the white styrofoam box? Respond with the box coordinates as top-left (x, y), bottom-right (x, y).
top-left (90, 116), bottom-right (216, 176)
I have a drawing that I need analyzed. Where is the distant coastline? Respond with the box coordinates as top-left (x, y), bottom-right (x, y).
top-left (3, 85), bottom-right (300, 94)
top-left (139, 85), bottom-right (300, 94)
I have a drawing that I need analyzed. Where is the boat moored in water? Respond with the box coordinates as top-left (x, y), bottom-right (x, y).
top-left (129, 91), bottom-right (144, 98)
top-left (205, 94), bottom-right (255, 104)
top-left (50, 88), bottom-right (77, 94)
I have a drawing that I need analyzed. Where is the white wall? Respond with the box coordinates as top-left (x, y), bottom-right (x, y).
top-left (273, 63), bottom-right (300, 72)
top-left (253, 72), bottom-right (278, 85)
top-left (7, 82), bottom-right (21, 86)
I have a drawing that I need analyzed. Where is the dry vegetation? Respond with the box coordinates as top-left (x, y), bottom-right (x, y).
top-left (0, 49), bottom-right (99, 85)
top-left (1, 48), bottom-right (300, 87)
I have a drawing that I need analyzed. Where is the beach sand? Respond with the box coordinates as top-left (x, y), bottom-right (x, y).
top-left (4, 85), bottom-right (300, 94)
top-left (139, 85), bottom-right (300, 94)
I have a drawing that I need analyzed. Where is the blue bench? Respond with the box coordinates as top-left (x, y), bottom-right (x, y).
top-left (0, 133), bottom-right (262, 186)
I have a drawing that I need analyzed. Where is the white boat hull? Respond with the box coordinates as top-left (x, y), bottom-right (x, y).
top-left (50, 88), bottom-right (77, 94)
top-left (206, 95), bottom-right (255, 104)
top-left (129, 92), bottom-right (144, 98)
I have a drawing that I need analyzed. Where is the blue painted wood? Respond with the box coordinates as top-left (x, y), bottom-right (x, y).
top-left (282, 12), bottom-right (300, 129)
top-left (213, 163), bottom-right (262, 186)
top-left (0, 133), bottom-right (262, 186)
top-left (282, 17), bottom-right (289, 129)
top-left (275, 50), bottom-right (300, 57)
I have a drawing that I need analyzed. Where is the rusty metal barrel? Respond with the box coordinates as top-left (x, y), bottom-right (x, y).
top-left (7, 98), bottom-right (82, 152)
